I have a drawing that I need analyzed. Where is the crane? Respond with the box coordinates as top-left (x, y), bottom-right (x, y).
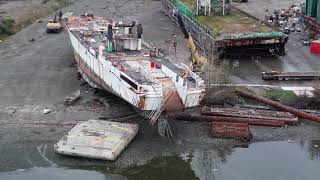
top-left (176, 12), bottom-right (207, 72)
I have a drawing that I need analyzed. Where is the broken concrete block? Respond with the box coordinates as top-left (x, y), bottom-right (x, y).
top-left (54, 120), bottom-right (139, 161)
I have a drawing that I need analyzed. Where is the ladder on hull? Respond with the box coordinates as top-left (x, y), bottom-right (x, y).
top-left (148, 90), bottom-right (175, 126)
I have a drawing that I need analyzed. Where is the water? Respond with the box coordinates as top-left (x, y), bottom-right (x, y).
top-left (1, 141), bottom-right (320, 180)
top-left (0, 167), bottom-right (108, 180)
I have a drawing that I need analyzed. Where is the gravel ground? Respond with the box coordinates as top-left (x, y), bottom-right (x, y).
top-left (231, 0), bottom-right (320, 88)
top-left (0, 0), bottom-right (320, 173)
top-left (0, 0), bottom-right (73, 37)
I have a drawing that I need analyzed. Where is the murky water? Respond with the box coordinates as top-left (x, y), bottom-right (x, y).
top-left (1, 141), bottom-right (320, 180)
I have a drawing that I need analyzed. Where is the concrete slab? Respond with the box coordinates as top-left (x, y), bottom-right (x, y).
top-left (54, 120), bottom-right (138, 161)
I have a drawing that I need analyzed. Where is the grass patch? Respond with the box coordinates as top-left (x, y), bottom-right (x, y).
top-left (195, 9), bottom-right (272, 34)
top-left (0, 17), bottom-right (15, 35)
top-left (266, 90), bottom-right (297, 102)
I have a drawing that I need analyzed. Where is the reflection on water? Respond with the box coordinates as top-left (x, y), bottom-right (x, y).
top-left (300, 140), bottom-right (320, 161)
top-left (125, 141), bottom-right (320, 180)
top-left (1, 141), bottom-right (320, 180)
top-left (121, 156), bottom-right (197, 180)
top-left (188, 148), bottom-right (232, 180)
top-left (0, 167), bottom-right (110, 180)
top-left (215, 141), bottom-right (320, 180)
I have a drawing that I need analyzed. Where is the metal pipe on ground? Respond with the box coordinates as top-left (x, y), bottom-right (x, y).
top-left (172, 113), bottom-right (285, 127)
top-left (236, 89), bottom-right (320, 123)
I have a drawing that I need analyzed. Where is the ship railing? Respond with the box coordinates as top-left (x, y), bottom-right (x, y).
top-left (179, 63), bottom-right (205, 89)
top-left (166, 0), bottom-right (215, 37)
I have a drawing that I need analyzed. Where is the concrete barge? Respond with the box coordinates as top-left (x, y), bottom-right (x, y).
top-left (162, 0), bottom-right (289, 58)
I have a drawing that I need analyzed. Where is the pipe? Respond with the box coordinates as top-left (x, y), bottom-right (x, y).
top-left (236, 89), bottom-right (320, 123)
top-left (172, 113), bottom-right (285, 127)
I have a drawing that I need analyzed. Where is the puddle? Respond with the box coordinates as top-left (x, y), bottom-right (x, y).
top-left (1, 141), bottom-right (320, 180)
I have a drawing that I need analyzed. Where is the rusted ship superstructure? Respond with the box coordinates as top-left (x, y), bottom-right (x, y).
top-left (66, 13), bottom-right (205, 114)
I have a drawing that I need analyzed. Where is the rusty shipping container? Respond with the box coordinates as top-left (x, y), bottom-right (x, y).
top-left (212, 122), bottom-right (251, 140)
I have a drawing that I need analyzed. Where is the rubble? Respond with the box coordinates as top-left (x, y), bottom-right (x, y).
top-left (265, 5), bottom-right (303, 33)
top-left (64, 89), bottom-right (81, 105)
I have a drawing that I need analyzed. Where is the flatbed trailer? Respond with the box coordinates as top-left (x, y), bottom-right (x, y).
top-left (262, 71), bottom-right (320, 80)
top-left (162, 0), bottom-right (288, 58)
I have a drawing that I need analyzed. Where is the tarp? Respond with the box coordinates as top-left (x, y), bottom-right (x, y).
top-left (310, 40), bottom-right (320, 54)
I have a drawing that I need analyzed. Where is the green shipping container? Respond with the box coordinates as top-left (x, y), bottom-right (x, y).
top-left (301, 3), bottom-right (307, 14)
top-left (317, 0), bottom-right (320, 21)
top-left (306, 0), bottom-right (318, 17)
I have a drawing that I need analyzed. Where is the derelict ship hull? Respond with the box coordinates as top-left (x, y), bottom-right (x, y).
top-left (66, 15), bottom-right (205, 112)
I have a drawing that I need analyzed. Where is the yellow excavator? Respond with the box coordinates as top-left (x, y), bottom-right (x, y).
top-left (176, 13), bottom-right (207, 72)
top-left (46, 10), bottom-right (63, 33)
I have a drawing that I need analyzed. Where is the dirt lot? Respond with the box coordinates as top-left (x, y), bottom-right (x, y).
top-left (0, 0), bottom-right (320, 174)
top-left (0, 0), bottom-right (72, 40)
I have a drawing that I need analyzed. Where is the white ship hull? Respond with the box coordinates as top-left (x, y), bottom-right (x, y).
top-left (67, 18), bottom-right (205, 112)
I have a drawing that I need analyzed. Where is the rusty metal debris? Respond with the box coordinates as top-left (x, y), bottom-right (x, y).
top-left (172, 113), bottom-right (285, 127)
top-left (236, 89), bottom-right (320, 124)
top-left (262, 71), bottom-right (320, 80)
top-left (212, 122), bottom-right (251, 141)
top-left (64, 89), bottom-right (81, 105)
top-left (202, 106), bottom-right (298, 125)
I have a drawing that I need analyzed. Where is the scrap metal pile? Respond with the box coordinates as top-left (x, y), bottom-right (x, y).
top-left (265, 5), bottom-right (303, 34)
top-left (172, 89), bottom-right (320, 141)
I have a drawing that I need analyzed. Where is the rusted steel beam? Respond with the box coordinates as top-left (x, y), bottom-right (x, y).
top-left (212, 122), bottom-right (251, 140)
top-left (236, 90), bottom-right (320, 123)
top-left (202, 106), bottom-right (298, 125)
top-left (172, 113), bottom-right (285, 127)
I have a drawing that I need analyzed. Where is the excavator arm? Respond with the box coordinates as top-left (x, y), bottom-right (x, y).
top-left (176, 13), bottom-right (207, 72)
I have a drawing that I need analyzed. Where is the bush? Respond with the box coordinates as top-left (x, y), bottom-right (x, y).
top-left (0, 17), bottom-right (15, 35)
top-left (266, 90), bottom-right (297, 102)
